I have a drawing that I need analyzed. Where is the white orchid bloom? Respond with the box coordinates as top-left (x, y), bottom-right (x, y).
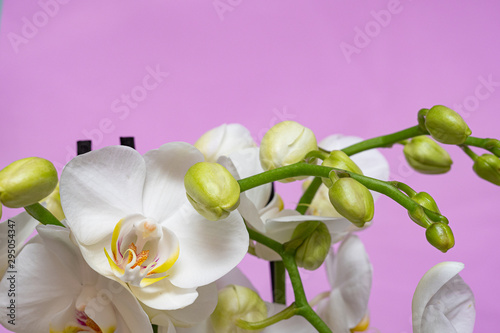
top-left (307, 134), bottom-right (390, 219)
top-left (0, 224), bottom-right (152, 333)
top-left (60, 143), bottom-right (249, 311)
top-left (0, 211), bottom-right (39, 278)
top-left (412, 262), bottom-right (475, 333)
top-left (220, 147), bottom-right (357, 261)
top-left (195, 123), bottom-right (256, 162)
top-left (316, 234), bottom-right (372, 333)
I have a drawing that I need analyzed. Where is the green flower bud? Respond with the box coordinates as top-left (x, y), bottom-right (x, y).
top-left (259, 121), bottom-right (317, 182)
top-left (322, 150), bottom-right (363, 187)
top-left (424, 105), bottom-right (471, 144)
top-left (403, 136), bottom-right (453, 174)
top-left (426, 222), bottom-right (455, 253)
top-left (41, 183), bottom-right (65, 221)
top-left (473, 154), bottom-right (500, 186)
top-left (211, 285), bottom-right (267, 333)
top-left (0, 157), bottom-right (58, 208)
top-left (292, 221), bottom-right (331, 271)
top-left (184, 162), bottom-right (240, 221)
top-left (328, 178), bottom-right (374, 228)
top-left (408, 192), bottom-right (441, 228)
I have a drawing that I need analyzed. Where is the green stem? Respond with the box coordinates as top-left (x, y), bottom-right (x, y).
top-left (304, 150), bottom-right (328, 161)
top-left (24, 203), bottom-right (64, 227)
top-left (390, 181), bottom-right (417, 197)
top-left (464, 137), bottom-right (500, 157)
top-left (341, 125), bottom-right (427, 156)
top-left (271, 261), bottom-right (286, 304)
top-left (152, 324), bottom-right (158, 333)
top-left (237, 304), bottom-right (298, 330)
top-left (460, 145), bottom-right (479, 161)
top-left (296, 177), bottom-right (322, 215)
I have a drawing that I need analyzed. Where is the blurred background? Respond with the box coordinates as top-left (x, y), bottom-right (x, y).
top-left (1, 0), bottom-right (499, 332)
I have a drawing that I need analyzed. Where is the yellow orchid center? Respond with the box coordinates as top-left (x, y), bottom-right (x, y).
top-left (350, 313), bottom-right (370, 332)
top-left (104, 214), bottom-right (180, 288)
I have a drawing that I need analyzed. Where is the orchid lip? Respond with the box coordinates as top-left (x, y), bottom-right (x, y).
top-left (104, 214), bottom-right (180, 287)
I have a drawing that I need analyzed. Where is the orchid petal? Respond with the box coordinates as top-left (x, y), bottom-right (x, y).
top-left (130, 278), bottom-right (199, 310)
top-left (61, 146), bottom-right (146, 245)
top-left (216, 267), bottom-right (256, 292)
top-left (195, 123), bottom-right (256, 162)
top-left (412, 262), bottom-right (475, 333)
top-left (166, 206), bottom-right (248, 289)
top-left (142, 142), bottom-right (204, 222)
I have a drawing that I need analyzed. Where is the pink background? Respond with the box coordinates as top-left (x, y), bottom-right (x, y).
top-left (1, 0), bottom-right (499, 332)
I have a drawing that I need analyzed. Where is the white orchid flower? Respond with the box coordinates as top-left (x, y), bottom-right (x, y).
top-left (307, 134), bottom-right (390, 220)
top-left (315, 234), bottom-right (372, 333)
top-left (0, 224), bottom-right (152, 333)
top-left (59, 143), bottom-right (249, 311)
top-left (0, 211), bottom-right (39, 278)
top-left (195, 123), bottom-right (256, 162)
top-left (412, 262), bottom-right (475, 333)
top-left (220, 147), bottom-right (358, 261)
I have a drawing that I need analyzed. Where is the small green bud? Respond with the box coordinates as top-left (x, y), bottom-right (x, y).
top-left (41, 183), bottom-right (65, 221)
top-left (259, 121), bottom-right (317, 182)
top-left (328, 178), bottom-right (374, 228)
top-left (426, 222), bottom-right (455, 253)
top-left (322, 150), bottom-right (363, 187)
top-left (408, 192), bottom-right (441, 228)
top-left (473, 154), bottom-right (500, 186)
top-left (184, 162), bottom-right (240, 221)
top-left (292, 221), bottom-right (331, 271)
top-left (0, 157), bottom-right (58, 208)
top-left (403, 136), bottom-right (453, 174)
top-left (211, 285), bottom-right (267, 333)
top-left (424, 105), bottom-right (471, 144)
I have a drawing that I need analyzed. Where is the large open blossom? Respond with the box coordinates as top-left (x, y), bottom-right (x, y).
top-left (316, 234), bottom-right (372, 333)
top-left (0, 224), bottom-right (152, 333)
top-left (60, 143), bottom-right (249, 310)
top-left (412, 262), bottom-right (475, 333)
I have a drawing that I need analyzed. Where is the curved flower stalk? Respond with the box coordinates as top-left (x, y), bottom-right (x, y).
top-left (315, 234), bottom-right (373, 333)
top-left (195, 123), bottom-right (256, 162)
top-left (306, 135), bottom-right (390, 224)
top-left (60, 143), bottom-right (249, 311)
top-left (0, 211), bottom-right (39, 278)
top-left (0, 224), bottom-right (152, 333)
top-left (221, 147), bottom-right (356, 261)
top-left (412, 262), bottom-right (475, 333)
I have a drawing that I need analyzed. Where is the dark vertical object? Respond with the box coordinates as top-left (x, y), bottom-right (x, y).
top-left (120, 137), bottom-right (135, 149)
top-left (77, 141), bottom-right (92, 155)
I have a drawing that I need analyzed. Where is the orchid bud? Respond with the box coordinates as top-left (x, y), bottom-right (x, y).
top-left (322, 150), bottom-right (363, 187)
top-left (184, 162), bottom-right (240, 221)
top-left (328, 178), bottom-right (374, 228)
top-left (473, 154), bottom-right (500, 186)
top-left (0, 157), bottom-right (58, 208)
top-left (259, 121), bottom-right (317, 182)
top-left (41, 183), bottom-right (65, 221)
top-left (424, 105), bottom-right (471, 144)
top-left (408, 192), bottom-right (441, 228)
top-left (426, 222), bottom-right (455, 253)
top-left (292, 221), bottom-right (331, 271)
top-left (211, 285), bottom-right (267, 333)
top-left (403, 136), bottom-right (453, 174)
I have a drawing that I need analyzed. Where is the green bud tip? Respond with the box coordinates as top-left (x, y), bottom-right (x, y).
top-left (184, 162), bottom-right (240, 221)
top-left (426, 222), bottom-right (455, 253)
top-left (424, 105), bottom-right (471, 145)
top-left (473, 154), bottom-right (500, 186)
top-left (259, 121), bottom-right (317, 182)
top-left (322, 150), bottom-right (363, 187)
top-left (403, 136), bottom-right (452, 174)
top-left (292, 221), bottom-right (331, 271)
top-left (328, 178), bottom-right (374, 228)
top-left (0, 157), bottom-right (58, 208)
top-left (211, 285), bottom-right (267, 333)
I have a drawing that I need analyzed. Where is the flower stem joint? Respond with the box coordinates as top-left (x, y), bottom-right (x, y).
top-left (403, 136), bottom-right (453, 174)
top-left (0, 157), bottom-right (58, 208)
top-left (423, 105), bottom-right (472, 145)
top-left (184, 162), bottom-right (241, 221)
